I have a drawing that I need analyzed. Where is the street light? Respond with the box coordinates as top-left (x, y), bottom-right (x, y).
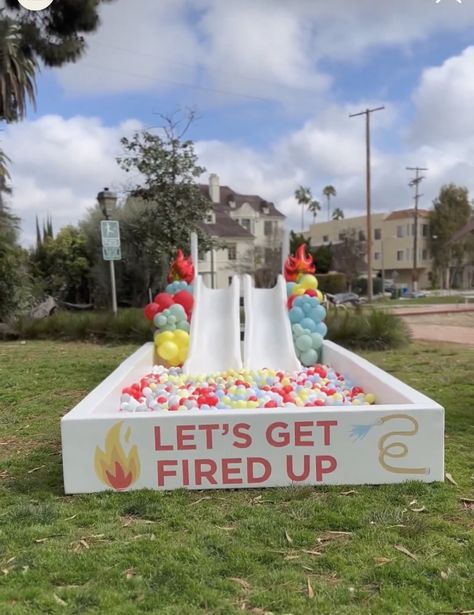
top-left (97, 188), bottom-right (118, 315)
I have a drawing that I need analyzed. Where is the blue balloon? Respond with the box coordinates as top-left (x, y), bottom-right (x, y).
top-left (289, 306), bottom-right (304, 323)
top-left (311, 332), bottom-right (324, 349)
top-left (309, 305), bottom-right (326, 322)
top-left (300, 348), bottom-right (318, 366)
top-left (292, 324), bottom-right (303, 336)
top-left (286, 282), bottom-right (296, 297)
top-left (314, 322), bottom-right (328, 337)
top-left (293, 296), bottom-right (305, 308)
top-left (302, 302), bottom-right (312, 314)
top-left (300, 317), bottom-right (317, 332)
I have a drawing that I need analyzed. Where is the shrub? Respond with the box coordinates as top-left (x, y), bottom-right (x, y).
top-left (15, 309), bottom-right (152, 344)
top-left (326, 308), bottom-right (411, 351)
top-left (317, 273), bottom-right (347, 294)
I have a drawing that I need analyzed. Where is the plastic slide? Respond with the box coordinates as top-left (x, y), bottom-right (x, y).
top-left (243, 274), bottom-right (301, 372)
top-left (183, 275), bottom-right (243, 375)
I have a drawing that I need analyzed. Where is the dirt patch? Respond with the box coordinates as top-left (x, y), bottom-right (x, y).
top-left (402, 313), bottom-right (474, 327)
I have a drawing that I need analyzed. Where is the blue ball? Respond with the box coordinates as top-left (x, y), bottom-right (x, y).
top-left (289, 306), bottom-right (304, 323)
top-left (300, 317), bottom-right (317, 332)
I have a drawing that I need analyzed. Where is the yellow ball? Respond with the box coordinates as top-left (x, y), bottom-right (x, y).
top-left (155, 330), bottom-right (174, 346)
top-left (292, 285), bottom-right (305, 296)
top-left (299, 274), bottom-right (318, 290)
top-left (174, 329), bottom-right (190, 347)
top-left (158, 341), bottom-right (179, 362)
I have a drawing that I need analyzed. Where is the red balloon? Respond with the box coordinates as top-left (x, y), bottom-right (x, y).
top-left (173, 290), bottom-right (194, 316)
top-left (305, 289), bottom-right (317, 297)
top-left (153, 292), bottom-right (174, 310)
top-left (144, 302), bottom-right (160, 321)
top-left (287, 295), bottom-right (297, 309)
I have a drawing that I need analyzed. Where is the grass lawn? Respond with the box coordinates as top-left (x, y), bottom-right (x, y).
top-left (0, 341), bottom-right (473, 615)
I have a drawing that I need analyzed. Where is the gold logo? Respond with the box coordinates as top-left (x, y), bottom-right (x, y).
top-left (95, 422), bottom-right (140, 490)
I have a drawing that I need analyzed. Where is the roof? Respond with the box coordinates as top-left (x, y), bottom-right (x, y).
top-left (199, 184), bottom-right (285, 218)
top-left (198, 204), bottom-right (254, 239)
top-left (385, 209), bottom-right (431, 221)
top-left (450, 217), bottom-right (474, 243)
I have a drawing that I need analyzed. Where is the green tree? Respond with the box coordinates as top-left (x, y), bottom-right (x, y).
top-left (323, 185), bottom-right (337, 222)
top-left (294, 186), bottom-right (320, 232)
top-left (0, 12), bottom-right (37, 122)
top-left (5, 0), bottom-right (115, 68)
top-left (117, 112), bottom-right (213, 294)
top-left (332, 207), bottom-right (344, 221)
top-left (429, 184), bottom-right (472, 288)
top-left (30, 226), bottom-right (92, 303)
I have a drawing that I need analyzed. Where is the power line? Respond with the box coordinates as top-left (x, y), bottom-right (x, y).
top-left (349, 106), bottom-right (385, 303)
top-left (406, 166), bottom-right (428, 293)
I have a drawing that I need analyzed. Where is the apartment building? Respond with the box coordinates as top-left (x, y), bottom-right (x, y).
top-left (198, 174), bottom-right (285, 288)
top-left (308, 209), bottom-right (433, 289)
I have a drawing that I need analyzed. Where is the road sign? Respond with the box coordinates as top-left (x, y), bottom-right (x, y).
top-left (101, 220), bottom-right (120, 248)
top-left (102, 245), bottom-right (121, 261)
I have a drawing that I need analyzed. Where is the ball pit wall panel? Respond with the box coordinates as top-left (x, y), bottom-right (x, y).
top-left (243, 274), bottom-right (301, 372)
top-left (183, 275), bottom-right (242, 375)
top-left (61, 341), bottom-right (444, 494)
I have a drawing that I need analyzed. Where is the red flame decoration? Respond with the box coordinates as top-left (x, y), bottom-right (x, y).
top-left (284, 244), bottom-right (315, 281)
top-left (167, 249), bottom-right (195, 284)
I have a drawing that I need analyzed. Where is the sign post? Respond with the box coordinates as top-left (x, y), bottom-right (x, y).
top-left (101, 220), bottom-right (121, 315)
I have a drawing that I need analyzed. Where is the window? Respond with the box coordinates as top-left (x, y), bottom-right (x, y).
top-left (397, 250), bottom-right (404, 261)
top-left (264, 220), bottom-right (273, 236)
top-left (397, 225), bottom-right (404, 238)
top-left (228, 276), bottom-right (233, 286)
top-left (338, 232), bottom-right (346, 241)
top-left (422, 224), bottom-right (428, 237)
top-left (205, 212), bottom-right (214, 224)
top-left (358, 230), bottom-right (366, 241)
top-left (240, 218), bottom-right (251, 231)
top-left (374, 252), bottom-right (380, 261)
top-left (323, 235), bottom-right (329, 242)
top-left (422, 249), bottom-right (428, 261)
top-left (405, 248), bottom-right (410, 260)
top-left (374, 228), bottom-right (381, 240)
top-left (228, 244), bottom-right (237, 260)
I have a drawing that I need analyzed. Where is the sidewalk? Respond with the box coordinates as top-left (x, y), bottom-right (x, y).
top-left (391, 304), bottom-right (474, 317)
top-left (407, 324), bottom-right (474, 345)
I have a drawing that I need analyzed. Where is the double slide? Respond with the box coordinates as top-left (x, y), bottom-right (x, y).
top-left (183, 274), bottom-right (300, 374)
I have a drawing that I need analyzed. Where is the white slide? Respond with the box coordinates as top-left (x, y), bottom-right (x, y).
top-left (243, 274), bottom-right (301, 372)
top-left (183, 275), bottom-right (243, 375)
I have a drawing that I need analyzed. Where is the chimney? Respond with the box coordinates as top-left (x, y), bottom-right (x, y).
top-left (209, 173), bottom-right (220, 204)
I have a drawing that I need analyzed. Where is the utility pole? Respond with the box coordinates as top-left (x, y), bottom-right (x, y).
top-left (349, 106), bottom-right (385, 302)
top-left (406, 166), bottom-right (428, 292)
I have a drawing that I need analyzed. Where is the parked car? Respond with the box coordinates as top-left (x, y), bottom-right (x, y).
top-left (326, 292), bottom-right (365, 306)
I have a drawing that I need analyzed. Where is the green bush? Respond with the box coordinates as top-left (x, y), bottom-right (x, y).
top-left (317, 273), bottom-right (347, 294)
top-left (326, 307), bottom-right (411, 351)
top-left (15, 309), bottom-right (153, 343)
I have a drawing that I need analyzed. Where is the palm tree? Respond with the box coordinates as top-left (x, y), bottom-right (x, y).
top-left (0, 12), bottom-right (37, 122)
top-left (332, 207), bottom-right (344, 221)
top-left (308, 198), bottom-right (321, 222)
top-left (322, 185), bottom-right (337, 222)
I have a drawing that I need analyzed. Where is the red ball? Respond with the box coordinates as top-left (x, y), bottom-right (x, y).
top-left (304, 289), bottom-right (317, 297)
top-left (153, 292), bottom-right (174, 310)
top-left (144, 302), bottom-right (160, 321)
top-left (173, 290), bottom-right (194, 316)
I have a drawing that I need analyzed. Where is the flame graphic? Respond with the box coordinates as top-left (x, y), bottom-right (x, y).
top-left (284, 244), bottom-right (315, 281)
top-left (167, 249), bottom-right (195, 284)
top-left (95, 422), bottom-right (140, 490)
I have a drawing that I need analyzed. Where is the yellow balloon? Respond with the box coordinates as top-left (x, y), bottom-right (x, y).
top-left (155, 330), bottom-right (174, 346)
top-left (174, 329), bottom-right (189, 347)
top-left (177, 347), bottom-right (188, 363)
top-left (299, 274), bottom-right (318, 290)
top-left (292, 286), bottom-right (305, 296)
top-left (316, 290), bottom-right (324, 303)
top-left (158, 341), bottom-right (179, 361)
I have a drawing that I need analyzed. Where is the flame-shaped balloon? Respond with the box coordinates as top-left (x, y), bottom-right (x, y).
top-left (284, 244), bottom-right (315, 281)
top-left (167, 249), bottom-right (195, 284)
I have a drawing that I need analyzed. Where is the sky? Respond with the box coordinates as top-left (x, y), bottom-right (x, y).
top-left (4, 0), bottom-right (474, 245)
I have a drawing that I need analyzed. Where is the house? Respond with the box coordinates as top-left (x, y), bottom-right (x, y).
top-left (448, 217), bottom-right (474, 288)
top-left (307, 209), bottom-right (433, 289)
top-left (198, 174), bottom-right (286, 288)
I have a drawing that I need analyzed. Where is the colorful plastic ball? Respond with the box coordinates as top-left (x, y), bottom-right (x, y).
top-left (158, 341), bottom-right (179, 362)
top-left (299, 274), bottom-right (318, 290)
top-left (295, 334), bottom-right (312, 351)
top-left (289, 306), bottom-right (304, 323)
top-left (300, 348), bottom-right (318, 366)
top-left (144, 302), bottom-right (160, 321)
